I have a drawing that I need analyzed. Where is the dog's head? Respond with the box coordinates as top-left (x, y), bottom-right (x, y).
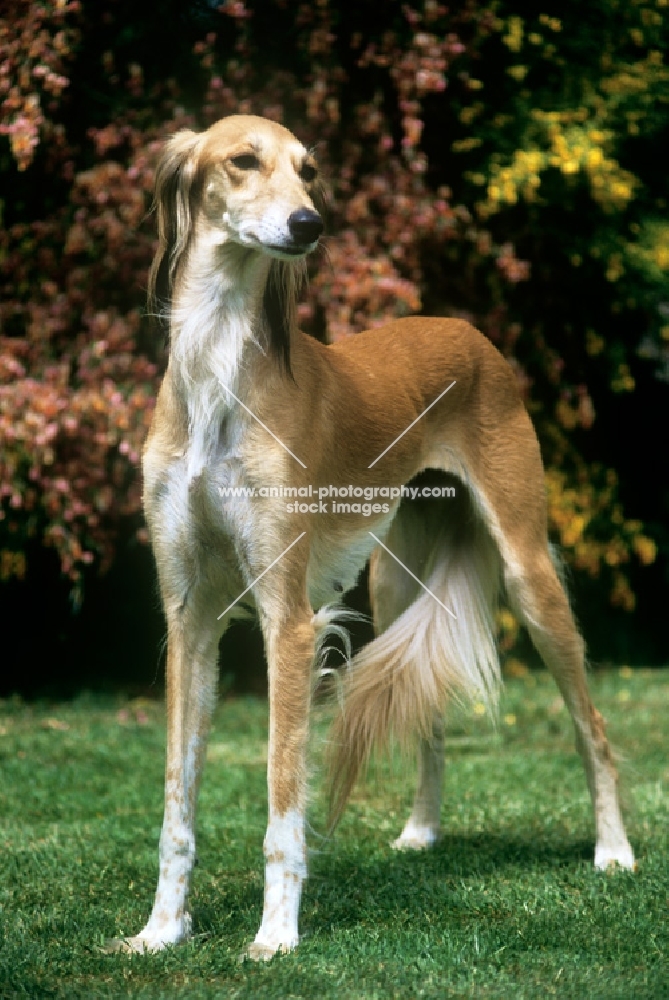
top-left (148, 115), bottom-right (325, 371)
top-left (148, 116), bottom-right (323, 312)
top-left (198, 115), bottom-right (323, 258)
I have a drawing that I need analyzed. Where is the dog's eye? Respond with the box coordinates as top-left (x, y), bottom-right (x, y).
top-left (300, 162), bottom-right (317, 183)
top-left (231, 153), bottom-right (260, 170)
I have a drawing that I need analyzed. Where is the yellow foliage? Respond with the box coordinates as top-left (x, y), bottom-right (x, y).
top-left (507, 65), bottom-right (528, 81)
top-left (586, 329), bottom-right (605, 355)
top-left (452, 136), bottom-right (482, 152)
top-left (611, 572), bottom-right (635, 611)
top-left (538, 14), bottom-right (562, 31)
top-left (611, 363), bottom-right (635, 392)
top-left (657, 247), bottom-right (669, 269)
top-left (606, 254), bottom-right (624, 282)
top-left (562, 514), bottom-right (587, 547)
top-left (459, 103), bottom-right (483, 125)
top-left (503, 16), bottom-right (524, 53)
top-left (497, 608), bottom-right (520, 653)
top-left (480, 116), bottom-right (637, 215)
top-left (633, 535), bottom-right (657, 565)
top-left (627, 221), bottom-right (669, 279)
top-left (544, 464), bottom-right (653, 610)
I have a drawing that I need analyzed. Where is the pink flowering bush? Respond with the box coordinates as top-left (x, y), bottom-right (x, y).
top-left (0, 0), bottom-right (663, 638)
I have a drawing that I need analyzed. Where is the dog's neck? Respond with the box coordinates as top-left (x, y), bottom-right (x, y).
top-left (168, 231), bottom-right (272, 478)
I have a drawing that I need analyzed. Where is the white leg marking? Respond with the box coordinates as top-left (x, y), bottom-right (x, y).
top-left (568, 715), bottom-right (636, 872)
top-left (111, 725), bottom-right (205, 953)
top-left (246, 808), bottom-right (306, 961)
top-left (591, 759), bottom-right (636, 870)
top-left (393, 817), bottom-right (442, 851)
top-left (111, 776), bottom-right (196, 953)
top-left (594, 838), bottom-right (636, 872)
top-left (393, 723), bottom-right (444, 851)
top-left (108, 622), bottom-right (220, 955)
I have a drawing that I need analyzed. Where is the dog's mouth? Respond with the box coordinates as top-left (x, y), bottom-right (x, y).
top-left (243, 233), bottom-right (320, 259)
top-left (266, 242), bottom-right (317, 256)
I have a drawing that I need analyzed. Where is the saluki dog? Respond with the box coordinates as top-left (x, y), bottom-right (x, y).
top-left (113, 115), bottom-right (634, 959)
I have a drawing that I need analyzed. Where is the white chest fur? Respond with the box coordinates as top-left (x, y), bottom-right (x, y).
top-left (170, 242), bottom-right (269, 483)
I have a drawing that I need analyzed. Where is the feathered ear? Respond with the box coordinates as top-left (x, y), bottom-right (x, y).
top-left (263, 258), bottom-right (307, 378)
top-left (262, 172), bottom-right (325, 377)
top-left (147, 129), bottom-right (201, 331)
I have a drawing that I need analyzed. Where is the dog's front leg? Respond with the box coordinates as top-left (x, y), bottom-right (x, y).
top-left (246, 606), bottom-right (315, 961)
top-left (111, 603), bottom-right (222, 953)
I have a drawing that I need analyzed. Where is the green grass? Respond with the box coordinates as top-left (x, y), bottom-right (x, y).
top-left (1, 669), bottom-right (667, 999)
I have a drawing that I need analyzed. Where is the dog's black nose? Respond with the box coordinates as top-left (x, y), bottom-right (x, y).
top-left (287, 209), bottom-right (323, 245)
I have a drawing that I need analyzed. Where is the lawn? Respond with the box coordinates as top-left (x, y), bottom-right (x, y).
top-left (0, 668), bottom-right (667, 999)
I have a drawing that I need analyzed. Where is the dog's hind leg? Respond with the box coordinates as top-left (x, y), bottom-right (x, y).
top-left (467, 407), bottom-right (635, 871)
top-left (392, 716), bottom-right (445, 850)
top-left (369, 510), bottom-right (445, 851)
top-left (504, 545), bottom-right (635, 869)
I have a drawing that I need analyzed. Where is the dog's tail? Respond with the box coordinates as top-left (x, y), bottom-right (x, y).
top-left (326, 504), bottom-right (502, 828)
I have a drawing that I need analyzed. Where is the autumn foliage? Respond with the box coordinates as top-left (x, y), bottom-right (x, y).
top-left (0, 1), bottom-right (666, 642)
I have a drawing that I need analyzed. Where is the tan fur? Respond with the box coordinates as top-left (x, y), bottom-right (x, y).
top-left (120, 115), bottom-right (634, 960)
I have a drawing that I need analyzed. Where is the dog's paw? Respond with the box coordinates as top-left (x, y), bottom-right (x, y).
top-left (242, 938), bottom-right (297, 962)
top-left (102, 935), bottom-right (162, 955)
top-left (594, 841), bottom-right (636, 872)
top-left (392, 820), bottom-right (441, 851)
top-left (103, 912), bottom-right (192, 954)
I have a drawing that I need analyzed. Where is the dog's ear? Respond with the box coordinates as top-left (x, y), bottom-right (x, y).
top-left (147, 129), bottom-right (201, 329)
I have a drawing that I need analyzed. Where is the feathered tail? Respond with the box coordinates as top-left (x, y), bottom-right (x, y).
top-left (327, 508), bottom-right (502, 828)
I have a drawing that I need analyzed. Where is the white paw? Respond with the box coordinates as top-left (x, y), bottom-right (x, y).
top-left (243, 934), bottom-right (298, 962)
top-left (594, 841), bottom-right (636, 872)
top-left (104, 935), bottom-right (163, 955)
top-left (104, 912), bottom-right (192, 954)
top-left (392, 820), bottom-right (441, 851)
